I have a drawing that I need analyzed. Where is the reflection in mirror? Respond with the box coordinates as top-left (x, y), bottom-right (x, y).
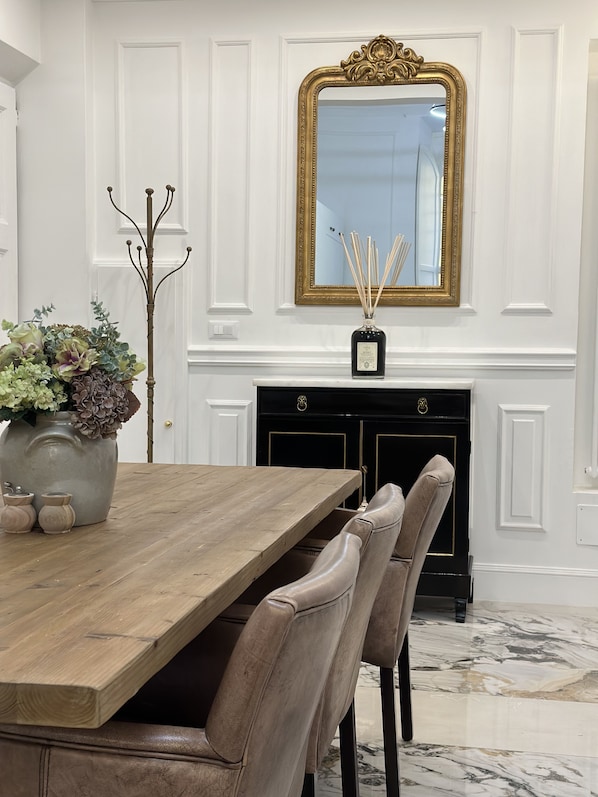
top-left (316, 85), bottom-right (446, 287)
top-left (295, 36), bottom-right (466, 306)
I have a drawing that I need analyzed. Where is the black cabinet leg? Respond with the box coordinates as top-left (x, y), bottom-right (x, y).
top-left (455, 597), bottom-right (467, 622)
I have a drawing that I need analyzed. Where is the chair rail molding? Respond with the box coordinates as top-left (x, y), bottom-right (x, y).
top-left (188, 345), bottom-right (575, 372)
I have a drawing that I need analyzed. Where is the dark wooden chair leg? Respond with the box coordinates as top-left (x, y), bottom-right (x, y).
top-left (302, 772), bottom-right (316, 797)
top-left (339, 700), bottom-right (360, 797)
top-left (380, 666), bottom-right (400, 796)
top-left (397, 633), bottom-right (413, 742)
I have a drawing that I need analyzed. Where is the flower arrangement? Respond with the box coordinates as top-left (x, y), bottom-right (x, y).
top-left (0, 301), bottom-right (145, 439)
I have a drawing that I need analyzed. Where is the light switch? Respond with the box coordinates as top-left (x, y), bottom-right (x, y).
top-left (208, 320), bottom-right (239, 339)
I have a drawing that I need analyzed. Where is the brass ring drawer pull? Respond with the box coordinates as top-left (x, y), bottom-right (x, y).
top-left (297, 395), bottom-right (308, 412)
top-left (417, 397), bottom-right (429, 415)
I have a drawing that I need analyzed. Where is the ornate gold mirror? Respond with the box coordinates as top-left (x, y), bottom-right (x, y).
top-left (295, 35), bottom-right (466, 306)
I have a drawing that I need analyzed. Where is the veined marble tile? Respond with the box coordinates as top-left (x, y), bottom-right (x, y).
top-left (316, 743), bottom-right (598, 796)
top-left (354, 682), bottom-right (598, 756)
top-left (322, 600), bottom-right (598, 795)
top-left (407, 600), bottom-right (598, 702)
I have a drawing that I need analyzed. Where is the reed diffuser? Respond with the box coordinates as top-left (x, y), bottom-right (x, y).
top-left (340, 232), bottom-right (411, 378)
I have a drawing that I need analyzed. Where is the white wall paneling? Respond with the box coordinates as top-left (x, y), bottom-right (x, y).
top-left (208, 38), bottom-right (252, 312)
top-left (12, 0), bottom-right (598, 605)
top-left (0, 82), bottom-right (17, 328)
top-left (116, 40), bottom-right (186, 232)
top-left (575, 44), bottom-right (598, 487)
top-left (503, 27), bottom-right (562, 313)
top-left (188, 345), bottom-right (575, 372)
top-left (472, 562), bottom-right (598, 606)
top-left (206, 399), bottom-right (253, 465)
top-left (497, 404), bottom-right (549, 531)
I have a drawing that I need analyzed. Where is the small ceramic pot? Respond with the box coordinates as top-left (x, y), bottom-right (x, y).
top-left (38, 493), bottom-right (76, 535)
top-left (0, 492), bottom-right (37, 533)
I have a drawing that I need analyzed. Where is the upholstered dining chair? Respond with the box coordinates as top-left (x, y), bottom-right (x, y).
top-left (235, 481), bottom-right (405, 797)
top-left (312, 455), bottom-right (454, 796)
top-left (362, 455), bottom-right (454, 796)
top-left (0, 530), bottom-right (362, 797)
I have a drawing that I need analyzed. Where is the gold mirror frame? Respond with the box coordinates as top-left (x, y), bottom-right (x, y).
top-left (295, 35), bottom-right (466, 306)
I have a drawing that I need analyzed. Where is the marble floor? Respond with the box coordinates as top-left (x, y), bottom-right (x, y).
top-left (316, 599), bottom-right (598, 796)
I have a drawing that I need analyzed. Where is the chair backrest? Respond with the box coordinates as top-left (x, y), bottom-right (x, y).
top-left (306, 482), bottom-right (405, 771)
top-left (206, 529), bottom-right (362, 797)
top-left (362, 454), bottom-right (455, 668)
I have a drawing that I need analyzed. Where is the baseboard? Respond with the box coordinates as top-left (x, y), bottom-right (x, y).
top-left (472, 562), bottom-right (598, 607)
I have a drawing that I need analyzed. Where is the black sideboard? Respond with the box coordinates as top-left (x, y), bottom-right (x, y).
top-left (255, 382), bottom-right (473, 621)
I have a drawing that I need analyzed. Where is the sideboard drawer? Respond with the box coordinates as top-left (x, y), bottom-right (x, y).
top-left (257, 386), bottom-right (469, 421)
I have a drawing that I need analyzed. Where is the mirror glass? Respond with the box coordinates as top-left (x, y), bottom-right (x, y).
top-left (295, 36), bottom-right (466, 306)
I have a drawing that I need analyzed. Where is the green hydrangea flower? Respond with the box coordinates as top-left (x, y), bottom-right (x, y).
top-left (0, 360), bottom-right (67, 421)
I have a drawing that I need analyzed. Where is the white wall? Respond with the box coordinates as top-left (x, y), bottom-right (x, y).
top-left (0, 0), bottom-right (39, 329)
top-left (0, 0), bottom-right (40, 84)
top-left (12, 0), bottom-right (598, 605)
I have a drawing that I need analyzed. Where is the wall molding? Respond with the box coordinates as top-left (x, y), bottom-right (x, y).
top-left (207, 38), bottom-right (253, 313)
top-left (503, 26), bottom-right (562, 313)
top-left (497, 404), bottom-right (549, 531)
top-left (473, 561), bottom-right (598, 607)
top-left (188, 345), bottom-right (575, 372)
top-left (116, 39), bottom-right (187, 234)
top-left (205, 399), bottom-right (253, 465)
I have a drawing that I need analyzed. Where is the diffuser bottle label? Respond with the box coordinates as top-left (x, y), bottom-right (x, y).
top-left (356, 341), bottom-right (378, 371)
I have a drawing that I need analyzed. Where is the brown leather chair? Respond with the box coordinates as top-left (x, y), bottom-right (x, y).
top-left (238, 482), bottom-right (405, 797)
top-left (0, 531), bottom-right (362, 797)
top-left (363, 455), bottom-right (454, 795)
top-left (316, 455), bottom-right (454, 796)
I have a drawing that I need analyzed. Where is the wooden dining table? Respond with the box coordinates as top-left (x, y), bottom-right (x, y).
top-left (0, 462), bottom-right (360, 729)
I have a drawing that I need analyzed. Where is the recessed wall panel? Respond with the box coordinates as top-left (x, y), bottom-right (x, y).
top-left (504, 28), bottom-right (561, 312)
top-left (209, 40), bottom-right (251, 311)
top-left (498, 404), bottom-right (548, 530)
top-left (206, 400), bottom-right (252, 465)
top-left (117, 41), bottom-right (184, 231)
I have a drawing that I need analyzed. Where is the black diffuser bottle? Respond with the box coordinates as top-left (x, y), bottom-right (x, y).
top-left (351, 315), bottom-right (386, 378)
top-left (342, 230), bottom-right (409, 380)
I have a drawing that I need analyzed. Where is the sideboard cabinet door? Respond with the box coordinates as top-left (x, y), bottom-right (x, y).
top-left (256, 415), bottom-right (362, 505)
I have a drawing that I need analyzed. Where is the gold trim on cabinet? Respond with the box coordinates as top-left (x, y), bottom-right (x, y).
top-left (267, 430), bottom-right (348, 467)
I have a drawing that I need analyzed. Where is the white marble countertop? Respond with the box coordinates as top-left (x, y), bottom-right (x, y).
top-left (253, 377), bottom-right (474, 390)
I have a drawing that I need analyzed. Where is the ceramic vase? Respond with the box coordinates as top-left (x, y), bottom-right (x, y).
top-left (0, 492), bottom-right (37, 534)
top-left (0, 412), bottom-right (117, 526)
top-left (38, 492), bottom-right (76, 534)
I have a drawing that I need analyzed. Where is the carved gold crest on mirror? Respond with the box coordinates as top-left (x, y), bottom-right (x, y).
top-left (295, 35), bottom-right (466, 306)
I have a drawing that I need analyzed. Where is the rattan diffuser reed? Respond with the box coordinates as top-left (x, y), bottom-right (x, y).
top-left (340, 231), bottom-right (411, 316)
